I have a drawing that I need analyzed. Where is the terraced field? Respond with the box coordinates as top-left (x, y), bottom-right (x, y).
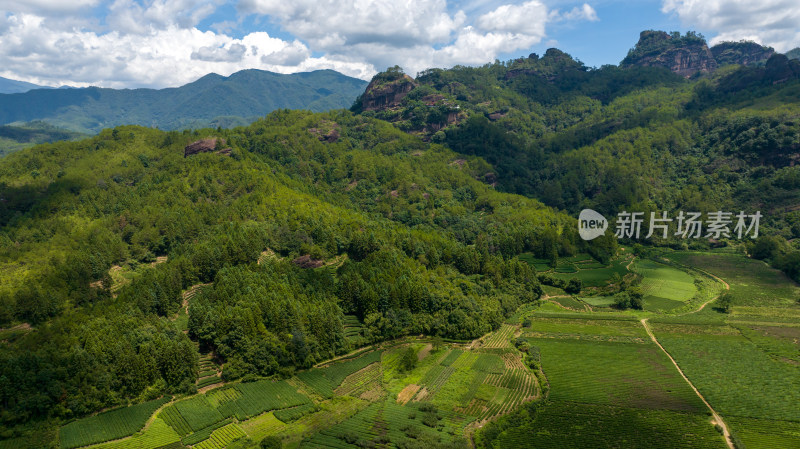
top-left (59, 397), bottom-right (171, 449)
top-left (56, 326), bottom-right (540, 449)
top-left (55, 251), bottom-right (800, 449)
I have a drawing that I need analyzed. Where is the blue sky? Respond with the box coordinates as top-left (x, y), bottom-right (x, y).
top-left (0, 0), bottom-right (798, 88)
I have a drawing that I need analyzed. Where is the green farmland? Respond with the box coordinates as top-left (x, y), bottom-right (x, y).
top-left (55, 326), bottom-right (540, 449)
top-left (36, 250), bottom-right (800, 449)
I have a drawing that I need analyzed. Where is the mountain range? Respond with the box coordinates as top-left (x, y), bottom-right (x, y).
top-left (0, 76), bottom-right (44, 94)
top-left (0, 69), bottom-right (367, 135)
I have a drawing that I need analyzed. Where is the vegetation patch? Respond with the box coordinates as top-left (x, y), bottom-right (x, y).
top-left (58, 397), bottom-right (170, 449)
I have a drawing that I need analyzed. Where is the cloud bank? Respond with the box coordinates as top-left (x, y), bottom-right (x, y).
top-left (0, 0), bottom-right (602, 88)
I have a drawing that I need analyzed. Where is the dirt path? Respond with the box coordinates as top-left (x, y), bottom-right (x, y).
top-left (683, 269), bottom-right (731, 314)
top-left (541, 296), bottom-right (586, 312)
top-left (640, 318), bottom-right (734, 449)
top-left (661, 259), bottom-right (730, 314)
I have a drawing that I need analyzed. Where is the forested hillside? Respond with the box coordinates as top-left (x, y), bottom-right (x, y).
top-left (355, 41), bottom-right (800, 282)
top-left (0, 109), bottom-right (616, 445)
top-left (0, 122), bottom-right (88, 157)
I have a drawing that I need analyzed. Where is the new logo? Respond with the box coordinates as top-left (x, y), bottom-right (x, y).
top-left (578, 209), bottom-right (608, 241)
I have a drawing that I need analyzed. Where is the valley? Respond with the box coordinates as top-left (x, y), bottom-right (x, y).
top-left (28, 247), bottom-right (798, 449)
top-left (1, 28), bottom-right (799, 449)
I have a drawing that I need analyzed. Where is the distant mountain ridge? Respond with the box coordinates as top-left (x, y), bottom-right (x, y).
top-left (0, 76), bottom-right (45, 94)
top-left (0, 69), bottom-right (368, 134)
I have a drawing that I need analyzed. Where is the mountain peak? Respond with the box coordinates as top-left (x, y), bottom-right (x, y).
top-left (711, 41), bottom-right (774, 67)
top-left (620, 30), bottom-right (716, 77)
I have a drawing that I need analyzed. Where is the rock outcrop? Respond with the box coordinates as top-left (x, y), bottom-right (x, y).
top-left (184, 138), bottom-right (231, 157)
top-left (360, 71), bottom-right (416, 111)
top-left (292, 254), bottom-right (324, 269)
top-left (308, 120), bottom-right (340, 143)
top-left (764, 53), bottom-right (800, 84)
top-left (621, 30), bottom-right (717, 77)
top-left (711, 41), bottom-right (774, 67)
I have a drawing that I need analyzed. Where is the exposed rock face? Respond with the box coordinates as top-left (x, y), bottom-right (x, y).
top-left (308, 120), bottom-right (340, 142)
top-left (621, 30), bottom-right (717, 77)
top-left (764, 54), bottom-right (800, 84)
top-left (711, 41), bottom-right (774, 67)
top-left (292, 254), bottom-right (324, 269)
top-left (184, 138), bottom-right (231, 157)
top-left (361, 73), bottom-right (416, 111)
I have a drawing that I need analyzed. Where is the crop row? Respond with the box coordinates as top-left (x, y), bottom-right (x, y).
top-left (488, 401), bottom-right (725, 449)
top-left (180, 418), bottom-right (232, 446)
top-left (89, 417), bottom-right (181, 449)
top-left (274, 403), bottom-right (318, 423)
top-left (482, 324), bottom-right (516, 349)
top-left (438, 349), bottom-right (462, 366)
top-left (193, 423), bottom-right (246, 449)
top-left (334, 362), bottom-right (382, 397)
top-left (297, 351), bottom-right (382, 398)
top-left (59, 396), bottom-right (171, 449)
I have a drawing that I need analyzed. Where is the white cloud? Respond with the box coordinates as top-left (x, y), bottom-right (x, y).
top-left (559, 4), bottom-right (598, 22)
top-left (662, 0), bottom-right (800, 51)
top-left (107, 0), bottom-right (222, 34)
top-left (192, 42), bottom-right (247, 62)
top-left (260, 40), bottom-right (310, 65)
top-left (0, 0), bottom-right (100, 14)
top-left (0, 1), bottom-right (604, 89)
top-left (475, 1), bottom-right (548, 35)
top-left (0, 13), bottom-right (372, 88)
top-left (238, 0), bottom-right (466, 50)
top-left (236, 0), bottom-right (591, 78)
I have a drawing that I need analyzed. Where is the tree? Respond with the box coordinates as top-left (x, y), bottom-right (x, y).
top-left (627, 286), bottom-right (644, 310)
top-left (613, 292), bottom-right (631, 310)
top-left (260, 436), bottom-right (282, 449)
top-left (565, 278), bottom-right (582, 294)
top-left (716, 293), bottom-right (733, 313)
top-left (750, 236), bottom-right (783, 261)
top-left (399, 346), bottom-right (417, 372)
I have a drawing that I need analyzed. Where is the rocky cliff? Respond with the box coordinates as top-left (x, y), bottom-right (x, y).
top-left (360, 70), bottom-right (417, 111)
top-left (711, 41), bottom-right (774, 67)
top-left (620, 30), bottom-right (717, 77)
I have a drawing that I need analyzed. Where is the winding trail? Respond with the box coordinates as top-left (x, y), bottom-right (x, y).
top-left (640, 318), bottom-right (734, 449)
top-left (693, 269), bottom-right (731, 312)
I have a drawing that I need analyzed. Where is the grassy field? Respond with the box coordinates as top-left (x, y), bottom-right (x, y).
top-left (484, 401), bottom-right (726, 449)
top-left (666, 251), bottom-right (800, 309)
top-left (522, 317), bottom-right (704, 412)
top-left (651, 323), bottom-right (800, 422)
top-left (632, 259), bottom-right (697, 311)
